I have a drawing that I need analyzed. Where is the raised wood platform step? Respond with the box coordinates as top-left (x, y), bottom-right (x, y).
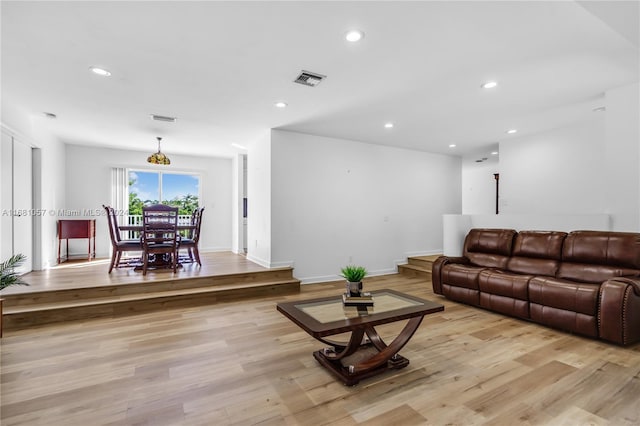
top-left (2, 268), bottom-right (300, 330)
top-left (397, 255), bottom-right (440, 278)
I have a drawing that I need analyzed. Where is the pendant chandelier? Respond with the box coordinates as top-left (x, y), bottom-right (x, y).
top-left (147, 136), bottom-right (170, 165)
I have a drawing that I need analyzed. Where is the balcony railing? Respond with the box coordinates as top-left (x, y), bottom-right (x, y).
top-left (121, 214), bottom-right (193, 240)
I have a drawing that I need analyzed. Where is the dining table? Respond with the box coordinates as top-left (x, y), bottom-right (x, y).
top-left (118, 224), bottom-right (196, 233)
top-left (118, 224), bottom-right (197, 271)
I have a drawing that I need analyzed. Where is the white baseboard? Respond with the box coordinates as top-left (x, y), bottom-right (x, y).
top-left (299, 269), bottom-right (398, 285)
top-left (246, 254), bottom-right (270, 268)
top-left (300, 275), bottom-right (342, 285)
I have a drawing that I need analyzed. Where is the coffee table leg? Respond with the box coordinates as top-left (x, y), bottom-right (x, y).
top-left (317, 329), bottom-right (365, 361)
top-left (313, 316), bottom-right (424, 385)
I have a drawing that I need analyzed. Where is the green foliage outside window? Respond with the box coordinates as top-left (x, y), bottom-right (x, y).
top-left (128, 177), bottom-right (199, 215)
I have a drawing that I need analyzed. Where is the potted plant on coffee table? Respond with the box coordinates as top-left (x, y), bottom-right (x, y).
top-left (340, 265), bottom-right (368, 297)
top-left (0, 254), bottom-right (29, 337)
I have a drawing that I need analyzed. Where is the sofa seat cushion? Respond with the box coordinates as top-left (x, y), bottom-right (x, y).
top-left (529, 276), bottom-right (599, 316)
top-left (478, 269), bottom-right (532, 300)
top-left (440, 263), bottom-right (489, 307)
top-left (478, 269), bottom-right (532, 319)
top-left (507, 257), bottom-right (561, 277)
top-left (557, 263), bottom-right (640, 284)
top-left (441, 264), bottom-right (486, 290)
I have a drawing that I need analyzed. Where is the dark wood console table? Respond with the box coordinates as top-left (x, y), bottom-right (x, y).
top-left (57, 219), bottom-right (96, 264)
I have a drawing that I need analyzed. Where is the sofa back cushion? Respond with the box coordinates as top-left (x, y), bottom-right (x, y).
top-left (558, 231), bottom-right (640, 283)
top-left (464, 228), bottom-right (516, 268)
top-left (507, 231), bottom-right (567, 276)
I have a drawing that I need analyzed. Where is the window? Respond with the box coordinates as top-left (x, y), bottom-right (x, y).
top-left (128, 170), bottom-right (200, 215)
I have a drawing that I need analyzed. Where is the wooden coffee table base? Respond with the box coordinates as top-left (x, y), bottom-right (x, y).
top-left (277, 289), bottom-right (444, 386)
top-left (311, 316), bottom-right (423, 386)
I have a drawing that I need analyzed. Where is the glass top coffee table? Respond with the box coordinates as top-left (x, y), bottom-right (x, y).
top-left (277, 289), bottom-right (444, 386)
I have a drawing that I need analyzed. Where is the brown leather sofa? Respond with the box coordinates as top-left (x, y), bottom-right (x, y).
top-left (432, 229), bottom-right (640, 345)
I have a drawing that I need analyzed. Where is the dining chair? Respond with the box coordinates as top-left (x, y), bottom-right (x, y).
top-left (180, 207), bottom-right (205, 266)
top-left (141, 204), bottom-right (180, 275)
top-left (103, 205), bottom-right (142, 273)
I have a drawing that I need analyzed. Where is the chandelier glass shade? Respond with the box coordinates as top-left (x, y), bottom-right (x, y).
top-left (147, 137), bottom-right (170, 165)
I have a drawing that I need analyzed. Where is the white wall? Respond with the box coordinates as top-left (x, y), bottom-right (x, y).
top-left (453, 82), bottom-right (639, 254)
top-left (604, 82), bottom-right (640, 231)
top-left (270, 130), bottom-right (461, 283)
top-left (65, 145), bottom-right (233, 258)
top-left (246, 131), bottom-right (272, 267)
top-left (462, 159), bottom-right (499, 214)
top-left (499, 118), bottom-right (606, 215)
top-left (1, 105), bottom-right (66, 269)
top-left (231, 153), bottom-right (243, 254)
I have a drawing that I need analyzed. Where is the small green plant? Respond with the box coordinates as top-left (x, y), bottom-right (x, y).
top-left (340, 265), bottom-right (368, 282)
top-left (0, 254), bottom-right (29, 291)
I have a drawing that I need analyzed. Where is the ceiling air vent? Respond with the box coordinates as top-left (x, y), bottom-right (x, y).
top-left (293, 70), bottom-right (326, 87)
top-left (150, 114), bottom-right (177, 123)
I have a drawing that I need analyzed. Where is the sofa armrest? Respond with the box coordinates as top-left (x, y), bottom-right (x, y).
top-left (598, 278), bottom-right (640, 345)
top-left (432, 256), bottom-right (469, 295)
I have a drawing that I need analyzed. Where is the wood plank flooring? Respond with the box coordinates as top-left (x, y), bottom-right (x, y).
top-left (1, 253), bottom-right (299, 330)
top-left (2, 252), bottom-right (270, 294)
top-left (2, 274), bottom-right (640, 425)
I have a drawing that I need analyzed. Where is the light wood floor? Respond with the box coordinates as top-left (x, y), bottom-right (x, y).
top-left (2, 252), bottom-right (269, 294)
top-left (1, 274), bottom-right (639, 425)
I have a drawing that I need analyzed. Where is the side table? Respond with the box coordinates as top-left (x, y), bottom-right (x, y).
top-left (57, 219), bottom-right (96, 264)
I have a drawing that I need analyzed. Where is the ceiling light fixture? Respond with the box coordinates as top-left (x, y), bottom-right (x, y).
top-left (147, 137), bottom-right (170, 165)
top-left (345, 29), bottom-right (364, 42)
top-left (481, 81), bottom-right (498, 89)
top-left (150, 114), bottom-right (177, 123)
top-left (384, 122), bottom-right (394, 129)
top-left (592, 106), bottom-right (606, 112)
top-left (274, 102), bottom-right (288, 108)
top-left (89, 66), bottom-right (111, 77)
top-left (491, 151), bottom-right (499, 155)
top-left (449, 144), bottom-right (456, 148)
top-left (506, 129), bottom-right (518, 134)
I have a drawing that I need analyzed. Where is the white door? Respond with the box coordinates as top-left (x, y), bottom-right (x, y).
top-left (12, 139), bottom-right (33, 273)
top-left (0, 132), bottom-right (13, 262)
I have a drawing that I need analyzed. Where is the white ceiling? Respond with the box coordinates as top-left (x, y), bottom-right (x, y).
top-left (2, 1), bottom-right (638, 159)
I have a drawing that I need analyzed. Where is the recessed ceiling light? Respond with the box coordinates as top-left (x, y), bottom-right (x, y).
top-left (345, 29), bottom-right (364, 42)
top-left (491, 151), bottom-right (499, 155)
top-left (89, 66), bottom-right (111, 77)
top-left (43, 112), bottom-right (57, 119)
top-left (506, 129), bottom-right (518, 134)
top-left (449, 144), bottom-right (456, 148)
top-left (592, 106), bottom-right (606, 112)
top-left (274, 101), bottom-right (288, 108)
top-left (481, 81), bottom-right (498, 89)
top-left (384, 122), bottom-right (394, 129)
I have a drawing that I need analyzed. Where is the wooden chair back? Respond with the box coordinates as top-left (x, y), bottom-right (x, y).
top-left (190, 207), bottom-right (205, 242)
top-left (103, 205), bottom-right (122, 244)
top-left (142, 204), bottom-right (179, 247)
